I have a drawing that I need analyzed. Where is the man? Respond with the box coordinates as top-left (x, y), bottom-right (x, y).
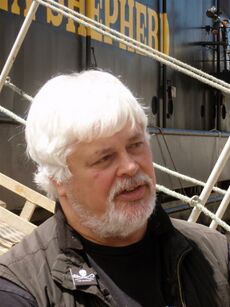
top-left (0, 70), bottom-right (229, 307)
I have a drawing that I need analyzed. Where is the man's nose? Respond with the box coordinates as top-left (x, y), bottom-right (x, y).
top-left (117, 152), bottom-right (139, 177)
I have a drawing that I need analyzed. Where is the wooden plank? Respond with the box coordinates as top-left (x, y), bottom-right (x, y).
top-left (0, 220), bottom-right (25, 242)
top-left (0, 206), bottom-right (36, 234)
top-left (0, 244), bottom-right (9, 255)
top-left (0, 238), bottom-right (13, 249)
top-left (0, 172), bottom-right (55, 213)
top-left (0, 201), bottom-right (6, 208)
top-left (20, 200), bottom-right (37, 221)
top-left (0, 219), bottom-right (29, 255)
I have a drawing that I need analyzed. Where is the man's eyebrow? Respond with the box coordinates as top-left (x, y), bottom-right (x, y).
top-left (92, 132), bottom-right (144, 157)
top-left (128, 132), bottom-right (144, 141)
top-left (93, 148), bottom-right (113, 157)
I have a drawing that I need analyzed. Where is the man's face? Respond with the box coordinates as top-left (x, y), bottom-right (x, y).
top-left (59, 123), bottom-right (156, 241)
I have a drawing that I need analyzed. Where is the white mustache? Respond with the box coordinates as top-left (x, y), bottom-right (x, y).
top-left (108, 173), bottom-right (153, 202)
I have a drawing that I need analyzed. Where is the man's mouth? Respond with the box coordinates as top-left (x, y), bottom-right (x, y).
top-left (115, 184), bottom-right (147, 202)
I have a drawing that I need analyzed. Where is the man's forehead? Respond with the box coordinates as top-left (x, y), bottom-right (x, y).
top-left (67, 124), bottom-right (145, 158)
top-left (96, 125), bottom-right (143, 142)
top-left (95, 130), bottom-right (143, 149)
top-left (89, 127), bottom-right (145, 153)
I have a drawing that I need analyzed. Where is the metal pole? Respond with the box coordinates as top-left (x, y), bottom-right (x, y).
top-left (162, 0), bottom-right (167, 128)
top-left (0, 1), bottom-right (40, 93)
top-left (216, 0), bottom-right (220, 73)
top-left (209, 184), bottom-right (230, 229)
top-left (85, 0), bottom-right (92, 69)
top-left (188, 136), bottom-right (230, 222)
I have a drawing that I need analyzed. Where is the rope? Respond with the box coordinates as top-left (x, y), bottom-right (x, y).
top-left (156, 184), bottom-right (230, 232)
top-left (0, 78), bottom-right (29, 125)
top-left (0, 105), bottom-right (26, 125)
top-left (35, 0), bottom-right (230, 95)
top-left (154, 162), bottom-right (227, 195)
top-left (5, 77), bottom-right (33, 102)
top-left (3, 1), bottom-right (230, 120)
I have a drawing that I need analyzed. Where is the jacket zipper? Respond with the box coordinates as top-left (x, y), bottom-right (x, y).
top-left (177, 249), bottom-right (190, 307)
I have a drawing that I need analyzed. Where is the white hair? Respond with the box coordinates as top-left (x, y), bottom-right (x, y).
top-left (25, 70), bottom-right (148, 199)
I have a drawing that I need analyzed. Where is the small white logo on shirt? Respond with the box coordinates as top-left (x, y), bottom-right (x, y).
top-left (70, 268), bottom-right (96, 285)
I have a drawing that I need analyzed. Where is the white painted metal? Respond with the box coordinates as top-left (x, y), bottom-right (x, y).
top-left (0, 1), bottom-right (39, 93)
top-left (188, 136), bottom-right (230, 222)
top-left (210, 185), bottom-right (230, 229)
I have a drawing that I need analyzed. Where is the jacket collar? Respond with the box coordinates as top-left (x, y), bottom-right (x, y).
top-left (54, 201), bottom-right (191, 258)
top-left (55, 203), bottom-right (84, 252)
top-left (52, 202), bottom-right (192, 300)
top-left (51, 204), bottom-right (113, 305)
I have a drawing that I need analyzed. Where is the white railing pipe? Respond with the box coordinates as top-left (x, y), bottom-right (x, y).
top-left (209, 185), bottom-right (230, 229)
top-left (0, 1), bottom-right (39, 93)
top-left (188, 136), bottom-right (230, 222)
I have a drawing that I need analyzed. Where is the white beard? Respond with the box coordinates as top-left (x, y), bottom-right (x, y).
top-left (71, 172), bottom-right (156, 239)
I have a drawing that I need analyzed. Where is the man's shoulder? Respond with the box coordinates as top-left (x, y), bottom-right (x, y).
top-left (0, 215), bottom-right (58, 266)
top-left (171, 218), bottom-right (230, 304)
top-left (171, 218), bottom-right (228, 267)
top-left (171, 217), bottom-right (227, 242)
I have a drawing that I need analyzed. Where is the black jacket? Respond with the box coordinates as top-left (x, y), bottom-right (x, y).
top-left (0, 205), bottom-right (229, 306)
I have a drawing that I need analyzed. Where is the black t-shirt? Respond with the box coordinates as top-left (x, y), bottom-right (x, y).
top-left (80, 220), bottom-right (166, 307)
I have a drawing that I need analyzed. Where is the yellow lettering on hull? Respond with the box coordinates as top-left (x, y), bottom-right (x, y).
top-left (66, 0), bottom-right (86, 36)
top-left (0, 0), bottom-right (8, 11)
top-left (119, 0), bottom-right (134, 51)
top-left (135, 2), bottom-right (147, 54)
top-left (11, 0), bottom-right (20, 15)
top-left (104, 0), bottom-right (118, 44)
top-left (1, 0), bottom-right (170, 55)
top-left (11, 0), bottom-right (35, 19)
top-left (160, 12), bottom-right (169, 54)
top-left (47, 0), bottom-right (64, 27)
top-left (86, 0), bottom-right (102, 41)
top-left (148, 8), bottom-right (158, 50)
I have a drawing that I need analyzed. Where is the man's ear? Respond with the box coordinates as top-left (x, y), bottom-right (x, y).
top-left (50, 178), bottom-right (67, 197)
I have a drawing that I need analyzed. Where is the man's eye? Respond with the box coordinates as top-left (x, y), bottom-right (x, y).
top-left (95, 155), bottom-right (112, 165)
top-left (130, 142), bottom-right (144, 149)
